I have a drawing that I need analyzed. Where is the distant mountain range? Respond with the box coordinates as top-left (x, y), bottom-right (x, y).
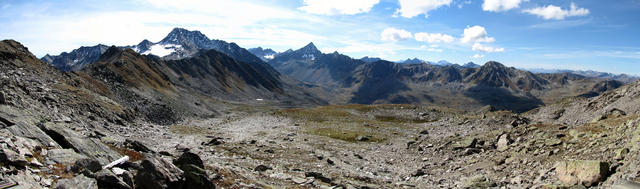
top-left (528, 68), bottom-right (638, 83)
top-left (38, 27), bottom-right (630, 113)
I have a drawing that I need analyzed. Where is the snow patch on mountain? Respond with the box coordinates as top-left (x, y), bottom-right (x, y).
top-left (141, 44), bottom-right (181, 57)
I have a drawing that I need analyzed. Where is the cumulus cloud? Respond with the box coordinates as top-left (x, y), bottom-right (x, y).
top-left (472, 54), bottom-right (485, 58)
top-left (395, 0), bottom-right (452, 18)
top-left (460, 25), bottom-right (495, 44)
top-left (523, 2), bottom-right (589, 20)
top-left (482, 0), bottom-right (525, 12)
top-left (381, 28), bottom-right (413, 42)
top-left (298, 0), bottom-right (380, 15)
top-left (414, 32), bottom-right (455, 43)
top-left (472, 43), bottom-right (504, 52)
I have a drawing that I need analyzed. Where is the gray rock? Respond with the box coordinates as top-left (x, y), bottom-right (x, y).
top-left (40, 123), bottom-right (120, 165)
top-left (53, 175), bottom-right (98, 189)
top-left (7, 122), bottom-right (60, 148)
top-left (46, 149), bottom-right (88, 165)
top-left (496, 134), bottom-right (512, 152)
top-left (71, 158), bottom-right (102, 173)
top-left (463, 175), bottom-right (496, 189)
top-left (125, 139), bottom-right (154, 153)
top-left (254, 164), bottom-right (272, 172)
top-left (95, 169), bottom-right (131, 189)
top-left (173, 152), bottom-right (215, 189)
top-left (135, 155), bottom-right (184, 189)
top-left (355, 136), bottom-right (370, 142)
top-left (0, 91), bottom-right (6, 105)
top-left (454, 137), bottom-right (477, 150)
top-left (0, 148), bottom-right (27, 167)
top-left (555, 160), bottom-right (609, 187)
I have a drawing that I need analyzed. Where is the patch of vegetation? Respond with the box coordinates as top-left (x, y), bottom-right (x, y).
top-left (307, 127), bottom-right (384, 143)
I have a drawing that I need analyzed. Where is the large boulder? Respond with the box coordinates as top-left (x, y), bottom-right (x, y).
top-left (555, 160), bottom-right (609, 187)
top-left (53, 175), bottom-right (98, 189)
top-left (7, 122), bottom-right (60, 148)
top-left (135, 155), bottom-right (185, 189)
top-left (173, 152), bottom-right (215, 189)
top-left (95, 169), bottom-right (132, 189)
top-left (46, 149), bottom-right (88, 165)
top-left (40, 123), bottom-right (121, 165)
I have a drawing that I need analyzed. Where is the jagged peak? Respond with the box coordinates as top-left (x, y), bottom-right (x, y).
top-left (299, 42), bottom-right (319, 53)
top-left (160, 27), bottom-right (209, 44)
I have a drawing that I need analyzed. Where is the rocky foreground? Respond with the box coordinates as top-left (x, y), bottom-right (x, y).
top-left (1, 39), bottom-right (640, 189)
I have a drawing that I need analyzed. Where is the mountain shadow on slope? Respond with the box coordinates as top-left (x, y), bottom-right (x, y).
top-left (347, 61), bottom-right (411, 104)
top-left (463, 85), bottom-right (544, 113)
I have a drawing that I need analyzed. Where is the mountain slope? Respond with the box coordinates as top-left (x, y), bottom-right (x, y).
top-left (40, 44), bottom-right (109, 71)
top-left (268, 42), bottom-right (363, 87)
top-left (269, 44), bottom-right (622, 112)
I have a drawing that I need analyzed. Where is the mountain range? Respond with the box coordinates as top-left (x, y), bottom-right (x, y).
top-left (40, 27), bottom-right (631, 113)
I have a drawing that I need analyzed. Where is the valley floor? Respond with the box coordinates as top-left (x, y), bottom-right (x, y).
top-left (102, 104), bottom-right (640, 188)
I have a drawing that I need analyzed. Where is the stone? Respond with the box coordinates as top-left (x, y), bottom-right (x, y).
top-left (0, 91), bottom-right (6, 105)
top-left (254, 165), bottom-right (272, 172)
top-left (355, 136), bottom-right (370, 142)
top-left (615, 148), bottom-right (629, 160)
top-left (172, 152), bottom-right (215, 189)
top-left (125, 139), bottom-right (154, 153)
top-left (305, 172), bottom-right (332, 184)
top-left (555, 160), bottom-right (609, 187)
top-left (40, 123), bottom-right (121, 165)
top-left (71, 158), bottom-right (102, 173)
top-left (412, 169), bottom-right (427, 177)
top-left (496, 133), bottom-right (512, 152)
top-left (454, 137), bottom-right (477, 150)
top-left (463, 175), bottom-right (496, 189)
top-left (179, 164), bottom-right (215, 189)
top-left (47, 149), bottom-right (88, 165)
top-left (95, 169), bottom-right (132, 189)
top-left (463, 148), bottom-right (481, 155)
top-left (135, 155), bottom-right (185, 189)
top-left (112, 167), bottom-right (127, 175)
top-left (419, 130), bottom-right (429, 135)
top-left (173, 152), bottom-right (204, 169)
top-left (545, 139), bottom-right (563, 147)
top-left (7, 122), bottom-right (60, 148)
top-left (0, 148), bottom-right (27, 167)
top-left (53, 175), bottom-right (98, 189)
top-left (202, 137), bottom-right (224, 146)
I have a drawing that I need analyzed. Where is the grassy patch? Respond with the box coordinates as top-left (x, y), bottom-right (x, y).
top-left (275, 104), bottom-right (435, 143)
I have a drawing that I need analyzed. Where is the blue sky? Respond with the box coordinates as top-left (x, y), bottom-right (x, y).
top-left (1, 0), bottom-right (639, 75)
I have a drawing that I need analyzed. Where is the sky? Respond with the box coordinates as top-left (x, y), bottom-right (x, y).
top-left (1, 0), bottom-right (639, 75)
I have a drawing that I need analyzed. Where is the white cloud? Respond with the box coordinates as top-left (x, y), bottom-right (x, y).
top-left (460, 25), bottom-right (495, 44)
top-left (395, 0), bottom-right (452, 18)
top-left (482, 0), bottom-right (525, 12)
top-left (381, 28), bottom-right (413, 42)
top-left (298, 0), bottom-right (380, 15)
top-left (472, 43), bottom-right (504, 52)
top-left (523, 2), bottom-right (589, 20)
top-left (420, 45), bottom-right (443, 52)
top-left (472, 54), bottom-right (485, 58)
top-left (414, 32), bottom-right (455, 43)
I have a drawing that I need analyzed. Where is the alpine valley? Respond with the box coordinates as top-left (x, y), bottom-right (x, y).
top-left (1, 27), bottom-right (639, 188)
